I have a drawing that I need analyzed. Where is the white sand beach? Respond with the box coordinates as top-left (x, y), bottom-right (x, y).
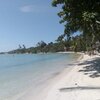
top-left (15, 53), bottom-right (100, 100)
top-left (45, 54), bottom-right (100, 100)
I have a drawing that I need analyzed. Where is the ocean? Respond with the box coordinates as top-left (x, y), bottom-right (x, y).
top-left (0, 53), bottom-right (80, 100)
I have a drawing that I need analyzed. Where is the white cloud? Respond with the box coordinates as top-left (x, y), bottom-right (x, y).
top-left (20, 5), bottom-right (54, 13)
top-left (20, 5), bottom-right (33, 13)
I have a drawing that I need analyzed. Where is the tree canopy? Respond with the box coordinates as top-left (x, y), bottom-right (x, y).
top-left (52, 0), bottom-right (100, 45)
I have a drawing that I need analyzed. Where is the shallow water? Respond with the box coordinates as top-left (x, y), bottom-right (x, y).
top-left (0, 53), bottom-right (79, 100)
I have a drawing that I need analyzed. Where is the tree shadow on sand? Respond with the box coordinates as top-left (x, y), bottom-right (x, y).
top-left (78, 57), bottom-right (100, 78)
top-left (59, 86), bottom-right (100, 92)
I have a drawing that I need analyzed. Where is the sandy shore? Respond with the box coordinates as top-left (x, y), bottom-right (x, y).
top-left (16, 53), bottom-right (100, 100)
top-left (45, 54), bottom-right (100, 100)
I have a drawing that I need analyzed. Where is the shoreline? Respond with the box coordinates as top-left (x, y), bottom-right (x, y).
top-left (36, 52), bottom-right (83, 100)
top-left (16, 53), bottom-right (81, 100)
top-left (44, 53), bottom-right (100, 100)
top-left (14, 53), bottom-right (100, 100)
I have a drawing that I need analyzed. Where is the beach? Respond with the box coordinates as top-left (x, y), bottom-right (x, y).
top-left (44, 53), bottom-right (100, 100)
top-left (0, 53), bottom-right (80, 100)
top-left (0, 53), bottom-right (100, 100)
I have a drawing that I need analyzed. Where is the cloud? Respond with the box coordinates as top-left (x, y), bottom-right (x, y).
top-left (20, 5), bottom-right (33, 13)
top-left (20, 5), bottom-right (54, 13)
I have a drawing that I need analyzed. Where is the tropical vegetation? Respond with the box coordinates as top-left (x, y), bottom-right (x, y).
top-left (52, 0), bottom-right (100, 52)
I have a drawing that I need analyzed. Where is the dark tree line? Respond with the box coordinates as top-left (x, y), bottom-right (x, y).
top-left (8, 33), bottom-right (100, 54)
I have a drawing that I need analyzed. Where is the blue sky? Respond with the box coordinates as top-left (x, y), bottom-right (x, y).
top-left (0, 0), bottom-right (65, 52)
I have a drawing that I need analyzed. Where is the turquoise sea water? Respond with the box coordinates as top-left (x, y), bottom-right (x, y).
top-left (0, 53), bottom-right (79, 100)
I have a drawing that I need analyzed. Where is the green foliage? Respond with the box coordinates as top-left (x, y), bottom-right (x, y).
top-left (8, 34), bottom-right (92, 54)
top-left (52, 0), bottom-right (100, 49)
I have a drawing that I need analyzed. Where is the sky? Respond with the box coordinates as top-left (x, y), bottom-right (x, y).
top-left (0, 0), bottom-right (66, 52)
